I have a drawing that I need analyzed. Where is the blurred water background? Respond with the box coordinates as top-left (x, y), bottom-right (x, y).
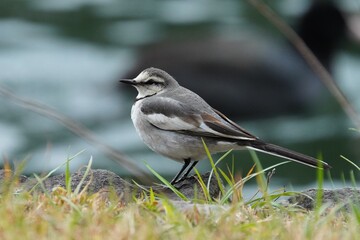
top-left (1, 0), bottom-right (360, 190)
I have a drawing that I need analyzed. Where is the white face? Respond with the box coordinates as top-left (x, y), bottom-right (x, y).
top-left (133, 71), bottom-right (166, 99)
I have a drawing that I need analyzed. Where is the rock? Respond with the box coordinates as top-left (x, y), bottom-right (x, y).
top-left (0, 169), bottom-right (221, 202)
top-left (288, 188), bottom-right (360, 211)
top-left (4, 168), bottom-right (358, 212)
top-left (41, 169), bottom-right (134, 195)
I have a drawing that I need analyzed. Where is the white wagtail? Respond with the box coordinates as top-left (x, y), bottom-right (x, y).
top-left (120, 67), bottom-right (331, 184)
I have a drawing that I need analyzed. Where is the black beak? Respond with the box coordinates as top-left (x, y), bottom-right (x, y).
top-left (119, 79), bottom-right (137, 85)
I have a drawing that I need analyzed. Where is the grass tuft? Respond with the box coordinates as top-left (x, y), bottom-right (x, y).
top-left (1, 149), bottom-right (360, 239)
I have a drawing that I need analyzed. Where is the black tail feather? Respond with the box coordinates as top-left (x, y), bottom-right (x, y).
top-left (245, 141), bottom-right (331, 169)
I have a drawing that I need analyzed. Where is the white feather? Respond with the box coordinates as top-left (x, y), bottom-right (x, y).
top-left (146, 113), bottom-right (196, 130)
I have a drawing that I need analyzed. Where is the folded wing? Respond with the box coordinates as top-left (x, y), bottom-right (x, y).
top-left (141, 97), bottom-right (257, 141)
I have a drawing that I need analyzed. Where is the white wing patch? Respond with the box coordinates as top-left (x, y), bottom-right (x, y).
top-left (146, 113), bottom-right (197, 131)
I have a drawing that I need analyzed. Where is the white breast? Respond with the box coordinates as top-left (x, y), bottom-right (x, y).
top-left (131, 100), bottom-right (144, 136)
top-left (131, 101), bottom-right (140, 123)
top-left (131, 99), bottom-right (156, 146)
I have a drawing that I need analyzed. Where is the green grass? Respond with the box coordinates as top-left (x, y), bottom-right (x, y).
top-left (0, 180), bottom-right (359, 239)
top-left (0, 150), bottom-right (359, 240)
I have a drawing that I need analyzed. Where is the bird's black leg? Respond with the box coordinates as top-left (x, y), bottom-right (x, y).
top-left (170, 158), bottom-right (191, 184)
top-left (179, 161), bottom-right (199, 181)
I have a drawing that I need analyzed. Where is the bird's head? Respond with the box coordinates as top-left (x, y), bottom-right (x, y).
top-left (120, 67), bottom-right (179, 100)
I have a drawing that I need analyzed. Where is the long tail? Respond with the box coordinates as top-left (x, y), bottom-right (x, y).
top-left (245, 141), bottom-right (331, 169)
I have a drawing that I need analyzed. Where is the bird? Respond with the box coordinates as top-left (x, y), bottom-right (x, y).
top-left (122, 2), bottom-right (346, 120)
top-left (120, 67), bottom-right (331, 184)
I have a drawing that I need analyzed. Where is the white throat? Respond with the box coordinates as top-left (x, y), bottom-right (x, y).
top-left (135, 87), bottom-right (159, 100)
